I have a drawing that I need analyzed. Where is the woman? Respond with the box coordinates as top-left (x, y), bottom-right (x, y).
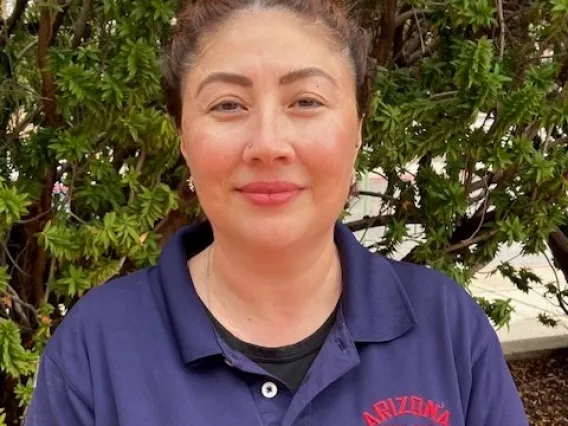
top-left (26, 1), bottom-right (529, 425)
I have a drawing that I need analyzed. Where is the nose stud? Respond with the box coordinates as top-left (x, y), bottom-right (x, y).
top-left (247, 143), bottom-right (253, 149)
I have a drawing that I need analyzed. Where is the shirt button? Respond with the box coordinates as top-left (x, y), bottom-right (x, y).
top-left (261, 381), bottom-right (278, 399)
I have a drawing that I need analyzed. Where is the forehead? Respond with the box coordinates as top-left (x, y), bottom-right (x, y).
top-left (187, 8), bottom-right (354, 87)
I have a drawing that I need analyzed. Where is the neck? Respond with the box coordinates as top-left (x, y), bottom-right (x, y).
top-left (195, 227), bottom-right (342, 347)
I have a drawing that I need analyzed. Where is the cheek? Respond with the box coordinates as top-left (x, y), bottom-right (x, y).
top-left (300, 122), bottom-right (356, 182)
top-left (182, 121), bottom-right (241, 180)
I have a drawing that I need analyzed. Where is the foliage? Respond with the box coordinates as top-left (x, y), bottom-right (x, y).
top-left (0, 0), bottom-right (567, 423)
top-left (0, 0), bottom-right (191, 422)
top-left (347, 0), bottom-right (568, 332)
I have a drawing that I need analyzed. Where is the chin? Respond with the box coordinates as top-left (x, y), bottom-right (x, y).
top-left (249, 214), bottom-right (308, 244)
top-left (222, 212), bottom-right (315, 250)
top-left (205, 197), bottom-right (341, 249)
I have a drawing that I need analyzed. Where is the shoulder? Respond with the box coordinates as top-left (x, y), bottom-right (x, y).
top-left (61, 266), bottom-right (155, 324)
top-left (385, 257), bottom-right (480, 310)
top-left (44, 266), bottom-right (157, 361)
top-left (383, 257), bottom-right (494, 357)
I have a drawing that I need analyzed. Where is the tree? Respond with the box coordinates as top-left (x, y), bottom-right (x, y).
top-left (1, 0), bottom-right (192, 422)
top-left (0, 0), bottom-right (567, 423)
top-left (547, 224), bottom-right (568, 316)
top-left (346, 0), bottom-right (568, 328)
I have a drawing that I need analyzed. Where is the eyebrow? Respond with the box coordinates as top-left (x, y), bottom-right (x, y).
top-left (279, 67), bottom-right (338, 87)
top-left (195, 67), bottom-right (338, 96)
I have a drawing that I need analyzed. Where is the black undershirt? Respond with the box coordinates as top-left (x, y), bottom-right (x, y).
top-left (209, 306), bottom-right (338, 393)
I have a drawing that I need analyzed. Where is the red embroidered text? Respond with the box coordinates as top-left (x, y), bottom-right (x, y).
top-left (362, 395), bottom-right (451, 426)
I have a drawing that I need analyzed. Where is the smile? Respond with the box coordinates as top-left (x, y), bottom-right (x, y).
top-left (237, 181), bottom-right (303, 207)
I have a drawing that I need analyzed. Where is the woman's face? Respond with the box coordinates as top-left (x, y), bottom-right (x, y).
top-left (180, 9), bottom-right (362, 249)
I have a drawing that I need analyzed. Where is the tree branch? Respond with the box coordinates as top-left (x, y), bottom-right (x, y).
top-left (467, 170), bottom-right (503, 195)
top-left (346, 215), bottom-right (391, 233)
top-left (430, 90), bottom-right (459, 99)
top-left (392, 4), bottom-right (409, 66)
top-left (374, 0), bottom-right (397, 66)
top-left (444, 229), bottom-right (499, 254)
top-left (406, 39), bottom-right (440, 65)
top-left (357, 190), bottom-right (398, 203)
top-left (2, 286), bottom-right (33, 329)
top-left (126, 150), bottom-right (147, 204)
top-left (38, 2), bottom-right (63, 126)
top-left (43, 257), bottom-right (57, 303)
top-left (5, 106), bottom-right (43, 144)
top-left (71, 0), bottom-right (92, 49)
top-left (16, 207), bottom-right (53, 225)
top-left (468, 181), bottom-right (491, 240)
top-left (495, 0), bottom-right (505, 60)
top-left (542, 250), bottom-right (568, 317)
top-left (0, 0), bottom-right (29, 45)
top-left (548, 228), bottom-right (568, 285)
top-left (463, 158), bottom-right (474, 199)
top-left (413, 8), bottom-right (426, 57)
top-left (397, 30), bottom-right (421, 64)
top-left (4, 284), bottom-right (37, 315)
top-left (548, 135), bottom-right (567, 150)
top-left (16, 38), bottom-right (38, 61)
top-left (395, 8), bottom-right (432, 28)
top-left (1, 242), bottom-right (30, 277)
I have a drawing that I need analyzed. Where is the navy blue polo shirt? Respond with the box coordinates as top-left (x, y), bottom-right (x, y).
top-left (26, 220), bottom-right (528, 426)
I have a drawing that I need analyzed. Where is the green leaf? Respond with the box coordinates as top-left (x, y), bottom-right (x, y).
top-left (0, 319), bottom-right (38, 377)
top-left (495, 262), bottom-right (542, 293)
top-left (88, 259), bottom-right (122, 287)
top-left (0, 185), bottom-right (31, 226)
top-left (454, 38), bottom-right (494, 91)
top-left (53, 265), bottom-right (91, 297)
top-left (38, 1), bottom-right (64, 13)
top-left (38, 222), bottom-right (83, 261)
top-left (475, 297), bottom-right (514, 329)
top-left (551, 0), bottom-right (568, 14)
top-left (15, 378), bottom-right (35, 408)
top-left (535, 153), bottom-right (556, 183)
top-left (497, 217), bottom-right (525, 244)
top-left (0, 266), bottom-right (9, 293)
top-left (452, 0), bottom-right (497, 30)
top-left (538, 313), bottom-right (559, 327)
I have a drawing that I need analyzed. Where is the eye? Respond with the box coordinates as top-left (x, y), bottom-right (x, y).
top-left (210, 101), bottom-right (245, 113)
top-left (293, 98), bottom-right (324, 109)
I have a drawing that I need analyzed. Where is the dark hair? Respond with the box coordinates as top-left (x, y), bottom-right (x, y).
top-left (162, 0), bottom-right (371, 128)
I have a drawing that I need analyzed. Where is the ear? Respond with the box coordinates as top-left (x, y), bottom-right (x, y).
top-left (357, 116), bottom-right (364, 149)
top-left (352, 117), bottom-right (364, 169)
top-left (179, 131), bottom-right (189, 163)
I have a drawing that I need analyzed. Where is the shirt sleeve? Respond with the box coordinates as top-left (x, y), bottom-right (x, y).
top-left (25, 353), bottom-right (94, 426)
top-left (465, 331), bottom-right (529, 425)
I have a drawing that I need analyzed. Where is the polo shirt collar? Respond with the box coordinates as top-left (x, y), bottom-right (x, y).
top-left (158, 220), bottom-right (221, 365)
top-left (158, 220), bottom-right (417, 365)
top-left (333, 222), bottom-right (417, 342)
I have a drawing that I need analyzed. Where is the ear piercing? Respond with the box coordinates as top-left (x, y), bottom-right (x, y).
top-left (187, 177), bottom-right (195, 192)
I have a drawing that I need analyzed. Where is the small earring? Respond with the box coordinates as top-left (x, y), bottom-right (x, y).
top-left (351, 172), bottom-right (358, 186)
top-left (187, 177), bottom-right (195, 192)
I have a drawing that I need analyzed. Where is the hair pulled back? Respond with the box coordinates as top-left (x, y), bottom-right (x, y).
top-left (162, 0), bottom-right (371, 127)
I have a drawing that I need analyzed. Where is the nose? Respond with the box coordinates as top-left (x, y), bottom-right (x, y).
top-left (242, 107), bottom-right (296, 166)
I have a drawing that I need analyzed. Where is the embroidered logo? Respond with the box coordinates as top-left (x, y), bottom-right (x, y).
top-left (362, 395), bottom-right (451, 426)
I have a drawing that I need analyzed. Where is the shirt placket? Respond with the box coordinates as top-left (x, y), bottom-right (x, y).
top-left (219, 339), bottom-right (292, 426)
top-left (282, 320), bottom-right (360, 426)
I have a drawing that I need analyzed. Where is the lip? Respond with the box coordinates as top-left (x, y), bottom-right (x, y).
top-left (237, 181), bottom-right (303, 207)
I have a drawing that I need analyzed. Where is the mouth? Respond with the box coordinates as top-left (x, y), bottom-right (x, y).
top-left (236, 181), bottom-right (304, 207)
